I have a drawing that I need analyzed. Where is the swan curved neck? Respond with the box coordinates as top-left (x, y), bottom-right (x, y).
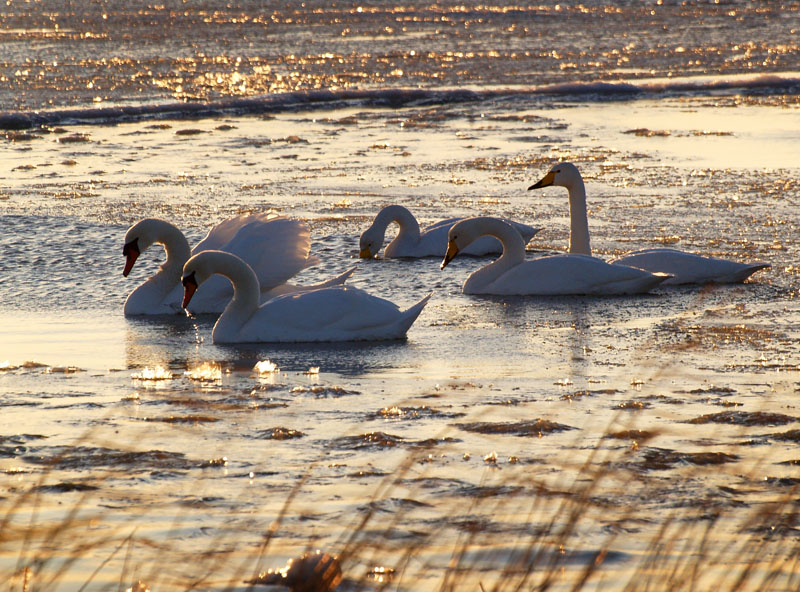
top-left (203, 252), bottom-right (261, 328)
top-left (566, 179), bottom-right (591, 256)
top-left (462, 218), bottom-right (526, 291)
top-left (158, 223), bottom-right (192, 274)
top-left (124, 220), bottom-right (192, 314)
top-left (376, 205), bottom-right (421, 242)
top-left (140, 219), bottom-right (192, 280)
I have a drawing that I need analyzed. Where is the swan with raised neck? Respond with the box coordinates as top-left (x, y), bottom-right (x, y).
top-left (359, 204), bottom-right (541, 258)
top-left (182, 250), bottom-right (431, 343)
top-left (441, 216), bottom-right (669, 295)
top-left (528, 162), bottom-right (770, 284)
top-left (528, 162), bottom-right (591, 256)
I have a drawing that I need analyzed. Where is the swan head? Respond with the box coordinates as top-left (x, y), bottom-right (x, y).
top-left (122, 237), bottom-right (140, 277)
top-left (122, 218), bottom-right (170, 276)
top-left (528, 162), bottom-right (582, 191)
top-left (441, 218), bottom-right (476, 269)
top-left (359, 226), bottom-right (383, 259)
top-left (180, 252), bottom-right (215, 309)
top-left (181, 270), bottom-right (198, 308)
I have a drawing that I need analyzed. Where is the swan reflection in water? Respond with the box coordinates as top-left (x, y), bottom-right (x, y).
top-left (123, 312), bottom-right (426, 379)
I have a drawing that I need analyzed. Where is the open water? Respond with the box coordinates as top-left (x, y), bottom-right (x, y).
top-left (1, 2), bottom-right (799, 590)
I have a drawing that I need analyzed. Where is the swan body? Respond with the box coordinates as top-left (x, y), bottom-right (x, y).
top-left (611, 249), bottom-right (770, 285)
top-left (528, 162), bottom-right (769, 285)
top-left (182, 251), bottom-right (431, 343)
top-left (359, 205), bottom-right (540, 258)
top-left (122, 214), bottom-right (354, 315)
top-left (441, 217), bottom-right (669, 296)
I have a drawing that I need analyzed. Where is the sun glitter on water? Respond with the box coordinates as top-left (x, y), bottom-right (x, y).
top-left (254, 359), bottom-right (280, 375)
top-left (130, 366), bottom-right (174, 381)
top-left (184, 362), bottom-right (223, 383)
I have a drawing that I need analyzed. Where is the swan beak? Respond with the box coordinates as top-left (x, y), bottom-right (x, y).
top-left (441, 240), bottom-right (460, 270)
top-left (181, 271), bottom-right (198, 309)
top-left (359, 247), bottom-right (373, 259)
top-left (528, 171), bottom-right (555, 190)
top-left (122, 238), bottom-right (140, 277)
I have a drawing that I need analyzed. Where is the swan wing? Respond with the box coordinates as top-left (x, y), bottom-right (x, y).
top-left (423, 217), bottom-right (464, 232)
top-left (193, 213), bottom-right (318, 285)
top-left (182, 214), bottom-right (318, 310)
top-left (612, 248), bottom-right (770, 285)
top-left (192, 212), bottom-right (281, 253)
top-left (220, 217), bottom-right (317, 291)
top-left (478, 254), bottom-right (667, 296)
top-left (230, 287), bottom-right (429, 342)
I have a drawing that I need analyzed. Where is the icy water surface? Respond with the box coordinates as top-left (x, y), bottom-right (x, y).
top-left (2, 1), bottom-right (800, 591)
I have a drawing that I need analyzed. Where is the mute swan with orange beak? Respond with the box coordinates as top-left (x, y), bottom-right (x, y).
top-left (122, 213), bottom-right (354, 315)
top-left (182, 251), bottom-right (430, 343)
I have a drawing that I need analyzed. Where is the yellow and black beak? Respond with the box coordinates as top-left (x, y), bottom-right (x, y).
top-left (528, 171), bottom-right (555, 191)
top-left (181, 271), bottom-right (198, 309)
top-left (440, 240), bottom-right (460, 270)
top-left (122, 238), bottom-right (140, 277)
top-left (359, 247), bottom-right (372, 259)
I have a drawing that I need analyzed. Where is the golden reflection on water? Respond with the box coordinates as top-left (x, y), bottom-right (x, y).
top-left (184, 361), bottom-right (224, 383)
top-left (3, 2), bottom-right (798, 110)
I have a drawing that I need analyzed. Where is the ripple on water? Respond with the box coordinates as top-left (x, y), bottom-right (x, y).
top-left (631, 447), bottom-right (740, 472)
top-left (253, 427), bottom-right (306, 440)
top-left (21, 445), bottom-right (197, 472)
top-left (686, 410), bottom-right (799, 427)
top-left (454, 419), bottom-right (576, 437)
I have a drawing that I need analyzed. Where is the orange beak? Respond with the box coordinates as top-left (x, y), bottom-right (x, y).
top-left (181, 271), bottom-right (198, 309)
top-left (122, 238), bottom-right (140, 277)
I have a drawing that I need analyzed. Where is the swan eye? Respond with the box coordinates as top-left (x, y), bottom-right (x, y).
top-left (182, 270), bottom-right (198, 288)
top-left (122, 237), bottom-right (140, 257)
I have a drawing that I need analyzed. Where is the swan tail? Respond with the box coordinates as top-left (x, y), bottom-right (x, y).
top-left (598, 272), bottom-right (672, 295)
top-left (647, 273), bottom-right (673, 290)
top-left (511, 222), bottom-right (543, 243)
top-left (314, 266), bottom-right (357, 288)
top-left (714, 262), bottom-right (771, 284)
top-left (393, 292), bottom-right (433, 337)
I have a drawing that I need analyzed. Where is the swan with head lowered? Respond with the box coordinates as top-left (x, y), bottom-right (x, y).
top-left (440, 217), bottom-right (669, 295)
top-left (122, 213), bottom-right (354, 316)
top-left (181, 251), bottom-right (431, 343)
top-left (359, 204), bottom-right (540, 258)
top-left (528, 162), bottom-right (770, 284)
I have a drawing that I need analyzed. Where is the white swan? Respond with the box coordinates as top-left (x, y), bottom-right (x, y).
top-left (181, 251), bottom-right (431, 343)
top-left (440, 217), bottom-right (669, 295)
top-left (122, 213), bottom-right (354, 316)
top-left (359, 205), bottom-right (541, 258)
top-left (528, 162), bottom-right (770, 284)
